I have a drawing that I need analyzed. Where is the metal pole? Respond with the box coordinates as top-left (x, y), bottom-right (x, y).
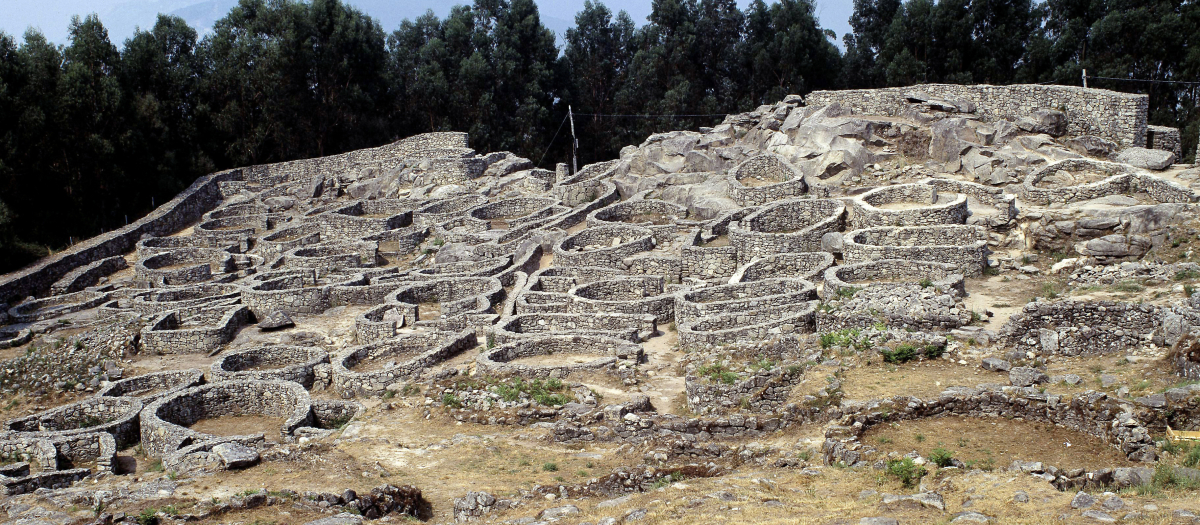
top-left (1082, 69), bottom-right (1088, 88)
top-left (568, 105), bottom-right (578, 175)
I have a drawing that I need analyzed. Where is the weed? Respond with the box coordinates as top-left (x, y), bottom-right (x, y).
top-left (1185, 446), bottom-right (1200, 468)
top-left (1041, 282), bottom-right (1059, 299)
top-left (924, 345), bottom-right (944, 359)
top-left (886, 458), bottom-right (927, 488)
top-left (915, 433), bottom-right (925, 443)
top-left (382, 390), bottom-right (395, 400)
top-left (880, 344), bottom-right (917, 364)
top-left (486, 333), bottom-right (496, 349)
top-left (698, 363), bottom-right (739, 384)
top-left (928, 448), bottom-right (954, 468)
top-left (876, 436), bottom-right (893, 444)
top-left (982, 267), bottom-right (1000, 276)
top-left (919, 278), bottom-right (933, 288)
top-left (137, 508), bottom-right (158, 525)
top-left (542, 462), bottom-right (558, 472)
top-left (836, 287), bottom-right (859, 298)
top-left (146, 459), bottom-right (164, 473)
top-left (441, 392), bottom-right (462, 408)
top-left (1112, 280), bottom-right (1144, 293)
top-left (1175, 269), bottom-right (1200, 281)
top-left (796, 449), bottom-right (813, 461)
top-left (490, 377), bottom-right (571, 406)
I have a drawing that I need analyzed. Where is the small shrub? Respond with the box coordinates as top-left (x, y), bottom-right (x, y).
top-left (886, 458), bottom-right (927, 488)
top-left (1184, 446), bottom-right (1200, 468)
top-left (146, 459), bottom-right (164, 473)
top-left (542, 462), bottom-right (558, 472)
top-left (923, 345), bottom-right (944, 359)
top-left (836, 287), bottom-right (859, 298)
top-left (441, 392), bottom-right (462, 408)
top-left (914, 433), bottom-right (925, 443)
top-left (698, 363), bottom-right (738, 384)
top-left (928, 448), bottom-right (954, 468)
top-left (137, 509), bottom-right (158, 525)
top-left (1175, 269), bottom-right (1200, 281)
top-left (919, 278), bottom-right (933, 288)
top-left (880, 344), bottom-right (917, 364)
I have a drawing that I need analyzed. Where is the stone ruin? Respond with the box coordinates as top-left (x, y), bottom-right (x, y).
top-left (1, 83), bottom-right (1200, 523)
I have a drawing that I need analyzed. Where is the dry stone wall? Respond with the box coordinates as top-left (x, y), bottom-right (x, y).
top-left (807, 84), bottom-right (1148, 147)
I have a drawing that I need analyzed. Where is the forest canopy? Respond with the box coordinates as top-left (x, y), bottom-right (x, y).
top-left (0, 0), bottom-right (1197, 272)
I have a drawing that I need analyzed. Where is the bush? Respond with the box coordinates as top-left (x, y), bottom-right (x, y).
top-left (923, 345), bottom-right (944, 359)
top-left (542, 462), bottom-right (558, 472)
top-left (928, 448), bottom-right (954, 468)
top-left (886, 458), bottom-right (927, 488)
top-left (698, 363), bottom-right (738, 384)
top-left (880, 344), bottom-right (917, 363)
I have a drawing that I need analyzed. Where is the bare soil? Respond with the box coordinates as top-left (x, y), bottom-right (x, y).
top-left (863, 415), bottom-right (1135, 470)
top-left (189, 415), bottom-right (288, 442)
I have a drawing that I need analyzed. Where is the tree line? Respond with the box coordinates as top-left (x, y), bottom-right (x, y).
top-left (0, 0), bottom-right (1196, 273)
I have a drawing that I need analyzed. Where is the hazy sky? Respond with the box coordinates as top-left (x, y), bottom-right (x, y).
top-left (0, 0), bottom-right (855, 49)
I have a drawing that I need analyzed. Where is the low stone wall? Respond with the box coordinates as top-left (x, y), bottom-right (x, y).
top-left (921, 177), bottom-right (1018, 230)
top-left (726, 154), bottom-right (808, 206)
top-left (807, 84), bottom-right (1148, 147)
top-left (140, 379), bottom-right (313, 458)
top-left (1020, 159), bottom-right (1195, 205)
top-left (553, 224), bottom-right (656, 269)
top-left (848, 183), bottom-right (968, 228)
top-left (135, 248), bottom-right (226, 286)
top-left (413, 195), bottom-right (488, 225)
top-left (389, 277), bottom-right (505, 324)
top-left (729, 199), bottom-right (845, 263)
top-left (6, 396), bottom-right (142, 449)
top-left (821, 259), bottom-right (966, 299)
top-left (491, 313), bottom-right (656, 345)
top-left (676, 278), bottom-right (816, 324)
top-left (681, 232), bottom-right (738, 281)
top-left (50, 256), bottom-right (128, 295)
top-left (1000, 300), bottom-right (1161, 356)
top-left (568, 276), bottom-right (676, 323)
top-left (140, 305), bottom-right (253, 354)
top-left (329, 330), bottom-right (477, 397)
top-left (685, 368), bottom-right (804, 415)
top-left (211, 346), bottom-right (329, 388)
top-left (354, 304), bottom-right (413, 344)
top-left (677, 301), bottom-right (818, 351)
top-left (0, 168), bottom-right (241, 304)
top-left (736, 252), bottom-right (835, 283)
top-left (2, 468), bottom-right (92, 496)
top-left (475, 335), bottom-right (642, 379)
top-left (588, 199), bottom-right (687, 244)
top-left (822, 386), bottom-right (1158, 467)
top-left (7, 290), bottom-right (111, 323)
top-left (1147, 125), bottom-right (1182, 158)
top-left (128, 284), bottom-right (241, 316)
top-left (842, 225), bottom-right (989, 276)
top-left (97, 369), bottom-right (205, 403)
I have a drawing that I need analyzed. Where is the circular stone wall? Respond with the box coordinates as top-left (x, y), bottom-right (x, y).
top-left (848, 183), bottom-right (968, 228)
top-left (475, 335), bottom-right (642, 378)
top-left (210, 345), bottom-right (329, 388)
top-left (738, 252), bottom-right (835, 283)
top-left (139, 380), bottom-right (313, 457)
top-left (553, 224), bottom-right (656, 269)
top-left (729, 199), bottom-right (844, 263)
top-left (821, 259), bottom-right (966, 299)
top-left (842, 225), bottom-right (989, 276)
